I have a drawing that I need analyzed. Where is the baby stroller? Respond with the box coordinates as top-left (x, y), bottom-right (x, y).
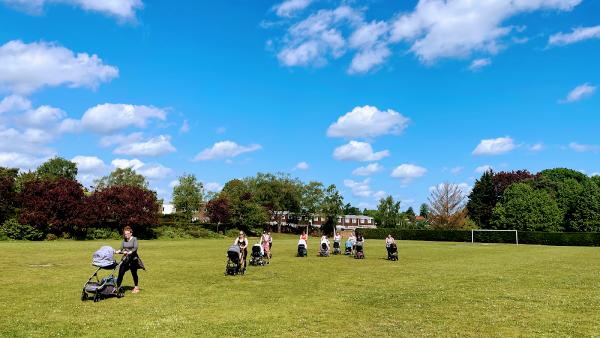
top-left (344, 240), bottom-right (352, 255)
top-left (333, 241), bottom-right (341, 255)
top-left (82, 246), bottom-right (125, 302)
top-left (354, 242), bottom-right (365, 259)
top-left (388, 243), bottom-right (398, 261)
top-left (319, 242), bottom-right (330, 257)
top-left (297, 241), bottom-right (307, 257)
top-left (225, 245), bottom-right (245, 275)
top-left (250, 244), bottom-right (267, 266)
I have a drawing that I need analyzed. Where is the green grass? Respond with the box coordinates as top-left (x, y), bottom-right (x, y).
top-left (1, 236), bottom-right (599, 337)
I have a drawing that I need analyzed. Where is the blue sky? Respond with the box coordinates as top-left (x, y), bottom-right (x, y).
top-left (0, 0), bottom-right (599, 210)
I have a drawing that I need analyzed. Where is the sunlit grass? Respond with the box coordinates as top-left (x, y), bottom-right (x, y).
top-left (1, 236), bottom-right (599, 337)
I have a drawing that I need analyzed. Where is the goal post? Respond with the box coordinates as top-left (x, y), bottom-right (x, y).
top-left (471, 229), bottom-right (518, 245)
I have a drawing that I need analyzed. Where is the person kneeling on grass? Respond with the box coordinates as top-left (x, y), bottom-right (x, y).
top-left (115, 226), bottom-right (145, 294)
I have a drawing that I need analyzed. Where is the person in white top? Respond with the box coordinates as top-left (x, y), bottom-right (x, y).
top-left (385, 234), bottom-right (396, 257)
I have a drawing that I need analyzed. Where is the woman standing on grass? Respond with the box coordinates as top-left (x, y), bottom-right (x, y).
top-left (300, 230), bottom-right (308, 249)
top-left (116, 226), bottom-right (145, 294)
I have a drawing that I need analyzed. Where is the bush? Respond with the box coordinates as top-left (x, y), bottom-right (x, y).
top-left (45, 234), bottom-right (58, 241)
top-left (225, 229), bottom-right (240, 238)
top-left (363, 228), bottom-right (600, 246)
top-left (1, 219), bottom-right (44, 240)
top-left (85, 228), bottom-right (121, 240)
top-left (153, 226), bottom-right (222, 240)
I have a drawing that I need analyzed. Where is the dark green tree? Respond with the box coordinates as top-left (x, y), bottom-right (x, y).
top-left (377, 196), bottom-right (401, 228)
top-left (36, 157), bottom-right (77, 181)
top-left (321, 184), bottom-right (343, 235)
top-left (490, 183), bottom-right (562, 232)
top-left (405, 207), bottom-right (416, 223)
top-left (568, 180), bottom-right (600, 232)
top-left (419, 203), bottom-right (429, 218)
top-left (172, 174), bottom-right (204, 222)
top-left (467, 170), bottom-right (495, 228)
top-left (94, 168), bottom-right (149, 190)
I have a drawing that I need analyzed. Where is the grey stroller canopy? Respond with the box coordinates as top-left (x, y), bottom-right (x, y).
top-left (92, 246), bottom-right (116, 268)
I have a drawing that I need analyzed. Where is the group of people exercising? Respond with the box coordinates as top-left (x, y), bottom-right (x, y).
top-left (230, 230), bottom-right (398, 268)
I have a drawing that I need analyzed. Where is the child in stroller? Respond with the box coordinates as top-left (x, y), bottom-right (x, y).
top-left (333, 233), bottom-right (342, 255)
top-left (250, 243), bottom-right (268, 266)
top-left (82, 246), bottom-right (125, 302)
top-left (225, 245), bottom-right (245, 275)
top-left (297, 238), bottom-right (307, 257)
top-left (344, 239), bottom-right (352, 255)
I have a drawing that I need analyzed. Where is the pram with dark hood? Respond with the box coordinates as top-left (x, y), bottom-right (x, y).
top-left (319, 241), bottom-right (330, 257)
top-left (387, 242), bottom-right (398, 261)
top-left (354, 241), bottom-right (365, 259)
top-left (297, 239), bottom-right (307, 257)
top-left (250, 243), bottom-right (268, 266)
top-left (333, 240), bottom-right (341, 255)
top-left (82, 246), bottom-right (125, 302)
top-left (225, 245), bottom-right (245, 275)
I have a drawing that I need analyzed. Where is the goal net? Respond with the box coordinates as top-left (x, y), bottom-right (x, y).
top-left (471, 229), bottom-right (518, 245)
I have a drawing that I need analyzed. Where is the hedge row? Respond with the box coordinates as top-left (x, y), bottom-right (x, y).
top-left (362, 228), bottom-right (600, 247)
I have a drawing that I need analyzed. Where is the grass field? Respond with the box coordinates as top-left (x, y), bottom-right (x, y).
top-left (1, 236), bottom-right (600, 337)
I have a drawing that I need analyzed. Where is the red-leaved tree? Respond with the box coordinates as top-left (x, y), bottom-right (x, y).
top-left (19, 178), bottom-right (87, 236)
top-left (88, 185), bottom-right (159, 234)
top-left (206, 196), bottom-right (231, 233)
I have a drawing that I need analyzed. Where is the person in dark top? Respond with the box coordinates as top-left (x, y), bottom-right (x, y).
top-left (234, 231), bottom-right (248, 268)
top-left (115, 226), bottom-right (145, 293)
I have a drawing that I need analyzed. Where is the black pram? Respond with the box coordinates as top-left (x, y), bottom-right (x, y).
top-left (387, 243), bottom-right (398, 261)
top-left (225, 245), bottom-right (245, 275)
top-left (82, 246), bottom-right (125, 302)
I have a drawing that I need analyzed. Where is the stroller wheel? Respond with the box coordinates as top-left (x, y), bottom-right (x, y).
top-left (93, 293), bottom-right (100, 302)
top-left (81, 291), bottom-right (87, 301)
top-left (117, 287), bottom-right (125, 298)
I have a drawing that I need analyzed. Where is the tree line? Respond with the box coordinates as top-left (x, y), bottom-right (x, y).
top-left (0, 157), bottom-right (159, 240)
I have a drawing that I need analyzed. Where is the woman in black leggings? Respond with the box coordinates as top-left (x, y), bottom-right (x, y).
top-left (116, 226), bottom-right (145, 293)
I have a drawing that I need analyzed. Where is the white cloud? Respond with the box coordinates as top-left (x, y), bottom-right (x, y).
top-left (277, 5), bottom-right (362, 67)
top-left (0, 95), bottom-right (31, 113)
top-left (100, 132), bottom-right (144, 148)
top-left (469, 58), bottom-right (492, 71)
top-left (0, 151), bottom-right (48, 170)
top-left (560, 83), bottom-right (596, 103)
top-left (194, 140), bottom-right (262, 161)
top-left (2, 0), bottom-right (143, 20)
top-left (343, 178), bottom-right (372, 197)
top-left (591, 173), bottom-right (600, 177)
top-left (71, 155), bottom-right (105, 173)
top-left (333, 141), bottom-right (389, 162)
top-left (205, 182), bottom-right (224, 192)
top-left (81, 103), bottom-right (167, 134)
top-left (327, 105), bottom-right (410, 138)
top-left (111, 158), bottom-right (172, 180)
top-left (0, 127), bottom-right (53, 154)
top-left (348, 21), bottom-right (391, 73)
top-left (352, 162), bottom-right (383, 176)
top-left (274, 0), bottom-right (312, 17)
top-left (548, 25), bottom-right (600, 46)
top-left (0, 40), bottom-right (118, 94)
top-left (391, 163), bottom-right (427, 184)
top-left (389, 0), bottom-right (581, 63)
top-left (475, 164), bottom-right (493, 174)
top-left (112, 158), bottom-right (144, 170)
top-left (473, 136), bottom-right (516, 155)
top-left (569, 142), bottom-right (599, 153)
top-left (373, 190), bottom-right (387, 200)
top-left (450, 166), bottom-right (464, 175)
top-left (180, 120), bottom-right (190, 133)
top-left (529, 143), bottom-right (544, 152)
top-left (294, 161), bottom-right (309, 170)
top-left (271, 0), bottom-right (581, 72)
top-left (18, 105), bottom-right (66, 128)
top-left (113, 135), bottom-right (176, 157)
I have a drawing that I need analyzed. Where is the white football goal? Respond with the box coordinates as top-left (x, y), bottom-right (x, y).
top-left (471, 229), bottom-right (518, 245)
